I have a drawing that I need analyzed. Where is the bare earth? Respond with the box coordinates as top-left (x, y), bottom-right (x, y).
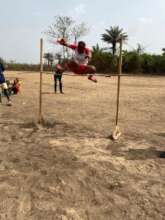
top-left (0, 71), bottom-right (165, 220)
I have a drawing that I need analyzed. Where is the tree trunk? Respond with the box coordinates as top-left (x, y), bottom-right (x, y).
top-left (112, 42), bottom-right (116, 56)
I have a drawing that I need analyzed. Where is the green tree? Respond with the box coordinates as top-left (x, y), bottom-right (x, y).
top-left (162, 48), bottom-right (165, 56)
top-left (123, 51), bottom-right (141, 73)
top-left (0, 57), bottom-right (5, 64)
top-left (141, 54), bottom-right (154, 73)
top-left (101, 26), bottom-right (128, 56)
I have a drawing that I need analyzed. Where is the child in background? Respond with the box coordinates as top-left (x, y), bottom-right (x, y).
top-left (12, 78), bottom-right (20, 94)
top-left (54, 64), bottom-right (64, 94)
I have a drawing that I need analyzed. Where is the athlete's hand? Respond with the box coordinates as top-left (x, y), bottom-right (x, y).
top-left (57, 38), bottom-right (66, 45)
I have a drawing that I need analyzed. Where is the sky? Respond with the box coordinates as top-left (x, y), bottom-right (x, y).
top-left (0, 0), bottom-right (165, 63)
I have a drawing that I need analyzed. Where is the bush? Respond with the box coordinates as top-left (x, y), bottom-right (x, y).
top-left (141, 54), bottom-right (154, 73)
top-left (123, 51), bottom-right (142, 73)
top-left (90, 52), bottom-right (118, 73)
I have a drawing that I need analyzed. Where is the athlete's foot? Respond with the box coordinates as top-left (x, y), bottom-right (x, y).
top-left (88, 75), bottom-right (98, 83)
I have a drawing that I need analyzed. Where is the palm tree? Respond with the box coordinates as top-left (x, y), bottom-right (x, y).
top-left (102, 26), bottom-right (128, 56)
top-left (92, 43), bottom-right (104, 55)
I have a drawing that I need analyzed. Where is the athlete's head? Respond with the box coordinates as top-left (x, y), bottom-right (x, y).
top-left (78, 41), bottom-right (86, 53)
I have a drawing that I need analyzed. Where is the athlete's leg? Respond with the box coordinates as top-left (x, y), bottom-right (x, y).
top-left (87, 67), bottom-right (97, 82)
top-left (65, 60), bottom-right (79, 73)
top-left (80, 65), bottom-right (97, 83)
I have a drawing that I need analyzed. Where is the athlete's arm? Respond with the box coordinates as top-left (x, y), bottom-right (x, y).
top-left (57, 39), bottom-right (77, 50)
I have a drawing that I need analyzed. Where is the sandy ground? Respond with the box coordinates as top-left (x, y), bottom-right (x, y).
top-left (0, 71), bottom-right (165, 220)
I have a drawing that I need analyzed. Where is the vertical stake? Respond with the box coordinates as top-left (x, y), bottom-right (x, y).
top-left (38, 38), bottom-right (44, 124)
top-left (112, 38), bottom-right (123, 140)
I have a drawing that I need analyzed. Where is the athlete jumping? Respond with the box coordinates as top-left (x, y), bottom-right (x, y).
top-left (56, 39), bottom-right (97, 83)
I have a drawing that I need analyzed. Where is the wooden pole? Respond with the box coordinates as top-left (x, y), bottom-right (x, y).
top-left (112, 38), bottom-right (123, 140)
top-left (38, 38), bottom-right (44, 124)
top-left (115, 38), bottom-right (123, 126)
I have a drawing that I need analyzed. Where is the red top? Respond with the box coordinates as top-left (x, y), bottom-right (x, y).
top-left (68, 44), bottom-right (92, 65)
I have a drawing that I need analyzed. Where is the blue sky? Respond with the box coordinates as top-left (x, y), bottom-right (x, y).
top-left (0, 0), bottom-right (165, 63)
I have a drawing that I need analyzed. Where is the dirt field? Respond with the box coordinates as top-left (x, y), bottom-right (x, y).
top-left (0, 71), bottom-right (165, 220)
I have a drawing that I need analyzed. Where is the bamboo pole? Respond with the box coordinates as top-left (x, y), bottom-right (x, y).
top-left (112, 38), bottom-right (123, 140)
top-left (38, 38), bottom-right (44, 124)
top-left (116, 38), bottom-right (123, 126)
